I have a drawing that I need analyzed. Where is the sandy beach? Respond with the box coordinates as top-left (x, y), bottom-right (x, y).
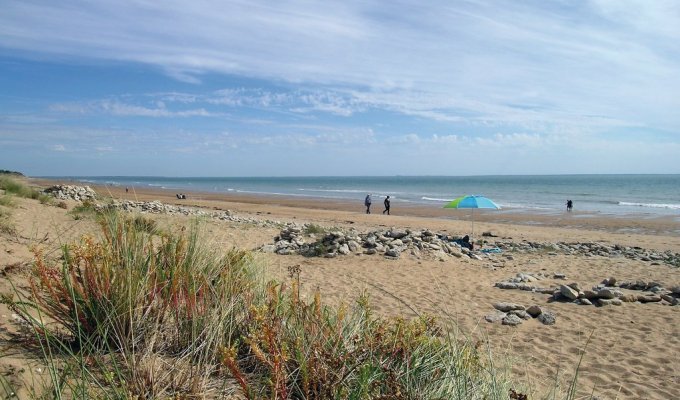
top-left (2, 179), bottom-right (679, 399)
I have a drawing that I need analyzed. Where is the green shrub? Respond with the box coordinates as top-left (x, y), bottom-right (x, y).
top-left (304, 223), bottom-right (327, 235)
top-left (69, 200), bottom-right (97, 220)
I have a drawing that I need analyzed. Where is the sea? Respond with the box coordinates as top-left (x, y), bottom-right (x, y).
top-left (49, 175), bottom-right (680, 219)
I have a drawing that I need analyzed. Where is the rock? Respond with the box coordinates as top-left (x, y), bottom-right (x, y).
top-left (602, 277), bottom-right (617, 286)
top-left (596, 289), bottom-right (616, 299)
top-left (581, 290), bottom-right (599, 300)
top-left (538, 311), bottom-right (556, 325)
top-left (388, 229), bottom-right (408, 239)
top-left (364, 248), bottom-right (377, 255)
top-left (671, 286), bottom-right (680, 295)
top-left (577, 298), bottom-right (593, 306)
top-left (484, 311), bottom-right (506, 323)
top-left (637, 294), bottom-right (661, 303)
top-left (493, 302), bottom-right (525, 312)
top-left (661, 294), bottom-right (679, 306)
top-left (554, 273), bottom-right (567, 280)
top-left (260, 244), bottom-right (277, 253)
top-left (502, 314), bottom-right (523, 326)
top-left (597, 298), bottom-right (622, 306)
top-left (338, 244), bottom-right (350, 255)
top-left (385, 248), bottom-right (400, 258)
top-left (567, 282), bottom-right (581, 291)
top-left (509, 309), bottom-right (532, 320)
top-left (526, 305), bottom-right (542, 318)
top-left (619, 294), bottom-right (638, 302)
top-left (495, 282), bottom-right (519, 290)
top-left (559, 285), bottom-right (579, 300)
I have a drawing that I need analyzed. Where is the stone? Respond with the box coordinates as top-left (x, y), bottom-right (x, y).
top-left (637, 294), bottom-right (661, 303)
top-left (484, 311), bottom-right (506, 323)
top-left (602, 277), bottom-right (617, 286)
top-left (538, 311), bottom-right (556, 325)
top-left (526, 305), bottom-right (542, 318)
top-left (554, 273), bottom-right (567, 280)
top-left (577, 298), bottom-right (593, 306)
top-left (597, 289), bottom-right (616, 299)
top-left (567, 282), bottom-right (581, 291)
top-left (619, 294), bottom-right (638, 302)
top-left (338, 244), bottom-right (351, 255)
top-left (385, 249), bottom-right (400, 258)
top-left (671, 286), bottom-right (680, 295)
top-left (364, 248), bottom-right (377, 255)
top-left (660, 295), bottom-right (679, 306)
top-left (509, 309), bottom-right (532, 320)
top-left (581, 290), bottom-right (599, 300)
top-left (559, 284), bottom-right (579, 300)
top-left (502, 314), bottom-right (523, 326)
top-left (493, 302), bottom-right (525, 312)
top-left (597, 298), bottom-right (622, 306)
top-left (260, 244), bottom-right (277, 253)
top-left (495, 282), bottom-right (519, 290)
top-left (388, 229), bottom-right (408, 239)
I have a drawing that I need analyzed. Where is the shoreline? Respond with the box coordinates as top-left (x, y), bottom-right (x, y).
top-left (32, 177), bottom-right (680, 237)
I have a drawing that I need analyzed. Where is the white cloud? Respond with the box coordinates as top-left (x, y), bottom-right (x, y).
top-left (50, 99), bottom-right (220, 117)
top-left (50, 144), bottom-right (66, 151)
top-left (1, 1), bottom-right (678, 132)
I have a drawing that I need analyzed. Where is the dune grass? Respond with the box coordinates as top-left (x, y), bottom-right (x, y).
top-left (0, 176), bottom-right (52, 204)
top-left (2, 210), bottom-right (528, 399)
top-left (0, 195), bottom-right (16, 208)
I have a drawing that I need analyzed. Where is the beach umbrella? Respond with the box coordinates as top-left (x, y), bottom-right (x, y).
top-left (443, 195), bottom-right (500, 243)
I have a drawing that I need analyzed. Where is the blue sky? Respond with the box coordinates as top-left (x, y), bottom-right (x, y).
top-left (1, 0), bottom-right (679, 176)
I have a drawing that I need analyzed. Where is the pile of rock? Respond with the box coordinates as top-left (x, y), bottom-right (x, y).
top-left (553, 278), bottom-right (679, 306)
top-left (495, 240), bottom-right (680, 268)
top-left (94, 200), bottom-right (281, 228)
top-left (495, 273), bottom-right (679, 307)
top-left (485, 303), bottom-right (556, 326)
top-left (260, 225), bottom-right (481, 260)
top-left (43, 185), bottom-right (97, 202)
top-left (494, 272), bottom-right (559, 294)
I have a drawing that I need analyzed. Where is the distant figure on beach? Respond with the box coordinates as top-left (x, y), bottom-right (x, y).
top-left (383, 196), bottom-right (391, 215)
top-left (365, 194), bottom-right (372, 214)
top-left (125, 187), bottom-right (128, 193)
top-left (566, 199), bottom-right (573, 212)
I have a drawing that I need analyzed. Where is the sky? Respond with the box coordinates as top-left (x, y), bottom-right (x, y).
top-left (1, 0), bottom-right (679, 177)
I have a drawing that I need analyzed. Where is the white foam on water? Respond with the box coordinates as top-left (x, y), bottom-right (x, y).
top-left (618, 201), bottom-right (680, 210)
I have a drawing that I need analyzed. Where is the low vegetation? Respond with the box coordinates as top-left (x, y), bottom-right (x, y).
top-left (2, 210), bottom-right (525, 399)
top-left (0, 176), bottom-right (52, 204)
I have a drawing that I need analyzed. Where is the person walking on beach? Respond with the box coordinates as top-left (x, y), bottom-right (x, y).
top-left (383, 196), bottom-right (391, 215)
top-left (365, 194), bottom-right (372, 214)
top-left (566, 199), bottom-right (573, 212)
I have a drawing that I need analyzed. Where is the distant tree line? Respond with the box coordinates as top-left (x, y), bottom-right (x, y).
top-left (0, 170), bottom-right (24, 176)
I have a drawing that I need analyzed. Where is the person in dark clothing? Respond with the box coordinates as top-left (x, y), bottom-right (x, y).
top-left (455, 235), bottom-right (474, 250)
top-left (364, 194), bottom-right (372, 214)
top-left (383, 196), bottom-right (391, 215)
top-left (566, 199), bottom-right (573, 212)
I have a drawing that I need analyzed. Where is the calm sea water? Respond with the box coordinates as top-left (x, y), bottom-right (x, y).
top-left (52, 175), bottom-right (680, 217)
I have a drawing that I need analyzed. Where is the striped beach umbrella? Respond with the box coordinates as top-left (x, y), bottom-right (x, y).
top-left (444, 195), bottom-right (501, 243)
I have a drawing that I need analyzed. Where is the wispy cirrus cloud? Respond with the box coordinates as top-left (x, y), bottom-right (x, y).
top-left (50, 99), bottom-right (219, 117)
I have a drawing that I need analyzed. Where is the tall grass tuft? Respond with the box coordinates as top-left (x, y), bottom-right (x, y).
top-left (0, 195), bottom-right (16, 208)
top-left (5, 210), bottom-right (521, 399)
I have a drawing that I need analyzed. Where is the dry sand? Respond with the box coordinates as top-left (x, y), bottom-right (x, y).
top-left (1, 179), bottom-right (679, 399)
